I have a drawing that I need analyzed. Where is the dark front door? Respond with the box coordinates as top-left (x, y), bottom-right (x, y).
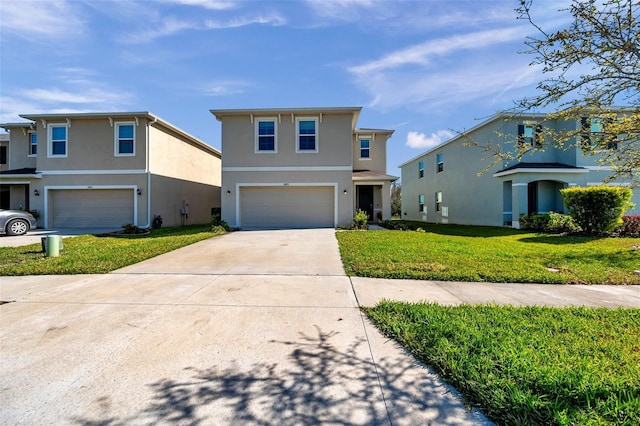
top-left (527, 182), bottom-right (538, 215)
top-left (358, 186), bottom-right (374, 220)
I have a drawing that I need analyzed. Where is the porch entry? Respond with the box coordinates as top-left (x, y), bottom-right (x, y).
top-left (357, 185), bottom-right (374, 220)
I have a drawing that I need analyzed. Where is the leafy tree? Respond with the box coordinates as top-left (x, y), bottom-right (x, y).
top-left (391, 182), bottom-right (402, 218)
top-left (470, 0), bottom-right (639, 183)
top-left (560, 185), bottom-right (633, 235)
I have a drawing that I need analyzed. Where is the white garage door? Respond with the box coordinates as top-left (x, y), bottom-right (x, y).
top-left (240, 186), bottom-right (334, 229)
top-left (51, 189), bottom-right (134, 228)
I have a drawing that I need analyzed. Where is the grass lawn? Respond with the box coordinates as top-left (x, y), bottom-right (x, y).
top-left (336, 222), bottom-right (640, 285)
top-left (365, 302), bottom-right (640, 425)
top-left (0, 225), bottom-right (224, 276)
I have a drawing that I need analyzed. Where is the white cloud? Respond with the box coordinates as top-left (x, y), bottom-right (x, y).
top-left (305, 0), bottom-right (378, 20)
top-left (121, 17), bottom-right (199, 43)
top-left (203, 80), bottom-right (252, 96)
top-left (205, 12), bottom-right (286, 29)
top-left (349, 26), bottom-right (527, 76)
top-left (406, 130), bottom-right (454, 149)
top-left (0, 0), bottom-right (85, 40)
top-left (160, 0), bottom-right (237, 10)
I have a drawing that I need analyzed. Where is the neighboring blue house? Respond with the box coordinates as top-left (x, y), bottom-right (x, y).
top-left (400, 112), bottom-right (639, 228)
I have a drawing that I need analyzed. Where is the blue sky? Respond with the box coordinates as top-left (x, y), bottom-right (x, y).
top-left (0, 0), bottom-right (571, 178)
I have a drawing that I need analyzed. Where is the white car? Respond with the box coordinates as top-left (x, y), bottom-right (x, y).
top-left (0, 209), bottom-right (38, 236)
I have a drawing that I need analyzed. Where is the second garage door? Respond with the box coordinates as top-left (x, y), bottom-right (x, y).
top-left (50, 189), bottom-right (135, 228)
top-left (240, 186), bottom-right (334, 229)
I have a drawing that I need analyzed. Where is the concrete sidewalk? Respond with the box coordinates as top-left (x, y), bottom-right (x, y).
top-left (1, 229), bottom-right (638, 425)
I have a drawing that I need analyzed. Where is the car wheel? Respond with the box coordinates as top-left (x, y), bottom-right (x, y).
top-left (6, 219), bottom-right (29, 236)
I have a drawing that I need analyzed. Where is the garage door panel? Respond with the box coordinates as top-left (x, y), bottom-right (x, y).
top-left (240, 186), bottom-right (334, 229)
top-left (51, 189), bottom-right (134, 228)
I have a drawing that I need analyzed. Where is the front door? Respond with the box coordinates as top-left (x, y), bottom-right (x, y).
top-left (527, 182), bottom-right (538, 215)
top-left (358, 186), bottom-right (374, 221)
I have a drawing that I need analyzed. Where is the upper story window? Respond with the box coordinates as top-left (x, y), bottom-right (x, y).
top-left (360, 138), bottom-right (370, 159)
top-left (29, 132), bottom-right (37, 156)
top-left (436, 152), bottom-right (444, 173)
top-left (418, 194), bottom-right (425, 212)
top-left (517, 122), bottom-right (540, 147)
top-left (435, 191), bottom-right (443, 212)
top-left (581, 116), bottom-right (616, 149)
top-left (256, 119), bottom-right (277, 152)
top-left (0, 146), bottom-right (6, 165)
top-left (418, 160), bottom-right (424, 178)
top-left (115, 122), bottom-right (135, 156)
top-left (296, 118), bottom-right (318, 153)
top-left (48, 124), bottom-right (67, 157)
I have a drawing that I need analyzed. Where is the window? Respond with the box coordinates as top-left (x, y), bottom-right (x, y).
top-left (296, 118), bottom-right (318, 152)
top-left (115, 122), bottom-right (135, 156)
top-left (256, 119), bottom-right (277, 152)
top-left (581, 116), bottom-right (617, 150)
top-left (418, 194), bottom-right (425, 212)
top-left (517, 122), bottom-right (540, 147)
top-left (48, 124), bottom-right (67, 157)
top-left (360, 138), bottom-right (370, 159)
top-left (418, 160), bottom-right (424, 178)
top-left (435, 191), bottom-right (443, 212)
top-left (29, 132), bottom-right (37, 156)
top-left (0, 146), bottom-right (6, 165)
top-left (436, 152), bottom-right (444, 173)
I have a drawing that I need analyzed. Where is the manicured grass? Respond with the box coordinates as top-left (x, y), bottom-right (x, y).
top-left (336, 223), bottom-right (640, 284)
top-left (365, 302), bottom-right (640, 425)
top-left (0, 226), bottom-right (223, 275)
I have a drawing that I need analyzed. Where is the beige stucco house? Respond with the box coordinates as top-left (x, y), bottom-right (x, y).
top-left (211, 107), bottom-right (396, 229)
top-left (0, 112), bottom-right (221, 229)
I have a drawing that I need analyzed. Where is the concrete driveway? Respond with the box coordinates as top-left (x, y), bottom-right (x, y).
top-left (0, 229), bottom-right (491, 425)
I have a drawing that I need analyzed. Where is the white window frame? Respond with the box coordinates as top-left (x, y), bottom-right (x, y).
top-left (28, 131), bottom-right (37, 157)
top-left (435, 191), bottom-right (443, 212)
top-left (48, 123), bottom-right (68, 158)
top-left (296, 117), bottom-right (319, 153)
top-left (436, 152), bottom-right (444, 173)
top-left (114, 122), bottom-right (136, 157)
top-left (254, 118), bottom-right (277, 153)
top-left (418, 194), bottom-right (425, 212)
top-left (359, 137), bottom-right (371, 159)
top-left (418, 160), bottom-right (424, 179)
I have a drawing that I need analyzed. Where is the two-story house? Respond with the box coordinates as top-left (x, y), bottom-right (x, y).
top-left (400, 112), bottom-right (639, 228)
top-left (210, 107), bottom-right (396, 229)
top-left (0, 112), bottom-right (221, 229)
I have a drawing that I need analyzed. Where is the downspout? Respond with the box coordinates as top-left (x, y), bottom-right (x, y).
top-left (140, 116), bottom-right (157, 228)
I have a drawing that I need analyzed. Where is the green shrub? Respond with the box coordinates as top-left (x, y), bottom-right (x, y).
top-left (561, 186), bottom-right (634, 235)
top-left (121, 224), bottom-right (143, 234)
top-left (379, 220), bottom-right (410, 231)
top-left (210, 214), bottom-right (230, 232)
top-left (353, 209), bottom-right (369, 230)
top-left (519, 212), bottom-right (580, 234)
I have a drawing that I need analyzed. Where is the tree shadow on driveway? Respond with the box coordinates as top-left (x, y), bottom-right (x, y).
top-left (72, 325), bottom-right (490, 425)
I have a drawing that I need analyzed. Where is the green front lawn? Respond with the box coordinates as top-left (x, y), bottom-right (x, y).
top-left (337, 223), bottom-right (640, 285)
top-left (365, 302), bottom-right (640, 425)
top-left (0, 225), bottom-right (223, 276)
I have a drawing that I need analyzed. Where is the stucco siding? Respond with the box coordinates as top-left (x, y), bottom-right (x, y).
top-left (149, 125), bottom-right (221, 186)
top-left (6, 129), bottom-right (36, 171)
top-left (150, 174), bottom-right (220, 227)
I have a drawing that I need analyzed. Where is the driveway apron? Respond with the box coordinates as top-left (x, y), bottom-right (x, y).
top-left (0, 229), bottom-right (490, 425)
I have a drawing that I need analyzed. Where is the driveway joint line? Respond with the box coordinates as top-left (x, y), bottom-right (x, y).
top-left (5, 300), bottom-right (360, 309)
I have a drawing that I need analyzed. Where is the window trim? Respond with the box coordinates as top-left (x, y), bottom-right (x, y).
top-left (359, 137), bottom-right (371, 159)
top-left (295, 117), bottom-right (319, 153)
top-left (418, 194), bottom-right (425, 213)
top-left (518, 121), bottom-right (539, 148)
top-left (114, 122), bottom-right (136, 157)
top-left (435, 191), bottom-right (443, 213)
top-left (48, 123), bottom-right (68, 158)
top-left (28, 131), bottom-right (37, 157)
top-left (436, 152), bottom-right (444, 173)
top-left (254, 118), bottom-right (278, 153)
top-left (418, 160), bottom-right (424, 179)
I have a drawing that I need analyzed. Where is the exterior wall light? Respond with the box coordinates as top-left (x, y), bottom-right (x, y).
top-left (34, 189), bottom-right (40, 196)
top-left (137, 189), bottom-right (142, 195)
top-left (343, 189), bottom-right (348, 195)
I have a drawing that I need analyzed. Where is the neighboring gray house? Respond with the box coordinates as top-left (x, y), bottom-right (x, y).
top-left (400, 112), bottom-right (639, 228)
top-left (211, 107), bottom-right (397, 229)
top-left (1, 112), bottom-right (221, 228)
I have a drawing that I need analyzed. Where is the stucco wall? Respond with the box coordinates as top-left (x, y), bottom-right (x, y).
top-left (150, 174), bottom-right (220, 227)
top-left (352, 132), bottom-right (388, 173)
top-left (5, 128), bottom-right (36, 171)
